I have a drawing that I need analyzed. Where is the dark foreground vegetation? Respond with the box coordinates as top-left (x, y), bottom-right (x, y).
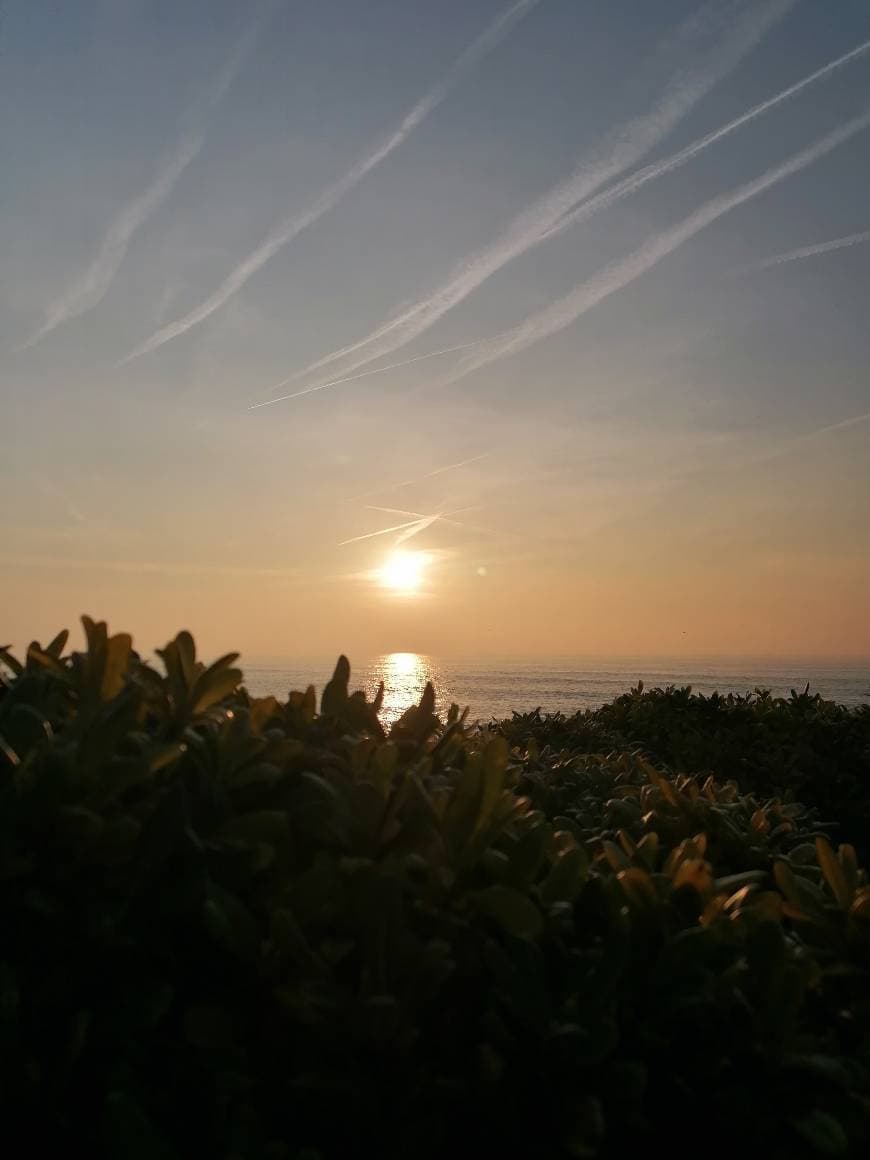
top-left (1, 619), bottom-right (869, 1158)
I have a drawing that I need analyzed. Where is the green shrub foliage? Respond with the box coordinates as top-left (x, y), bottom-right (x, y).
top-left (500, 682), bottom-right (870, 858)
top-left (1, 619), bottom-right (869, 1158)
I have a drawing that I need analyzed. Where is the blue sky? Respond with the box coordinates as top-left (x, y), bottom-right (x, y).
top-left (2, 0), bottom-right (869, 659)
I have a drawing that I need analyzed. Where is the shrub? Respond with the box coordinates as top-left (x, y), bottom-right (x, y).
top-left (498, 683), bottom-right (870, 859)
top-left (1, 620), bottom-right (869, 1159)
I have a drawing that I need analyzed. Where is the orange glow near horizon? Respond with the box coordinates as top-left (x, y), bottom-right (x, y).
top-left (5, 3), bottom-right (870, 672)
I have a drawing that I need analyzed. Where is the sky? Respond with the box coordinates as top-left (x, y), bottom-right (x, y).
top-left (2, 0), bottom-right (869, 662)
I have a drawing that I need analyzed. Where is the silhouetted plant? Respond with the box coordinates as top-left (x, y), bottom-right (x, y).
top-left (0, 620), bottom-right (868, 1159)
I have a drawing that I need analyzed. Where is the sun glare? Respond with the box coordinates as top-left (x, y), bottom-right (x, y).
top-left (378, 550), bottom-right (427, 594)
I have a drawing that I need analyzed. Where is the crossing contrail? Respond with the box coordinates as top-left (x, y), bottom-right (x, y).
top-left (248, 337), bottom-right (497, 409)
top-left (339, 504), bottom-right (500, 547)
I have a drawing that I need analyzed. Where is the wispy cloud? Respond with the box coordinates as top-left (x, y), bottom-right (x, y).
top-left (16, 9), bottom-right (270, 352)
top-left (434, 109), bottom-right (870, 388)
top-left (262, 0), bottom-right (794, 402)
top-left (118, 0), bottom-right (543, 366)
top-left (733, 228), bottom-right (870, 273)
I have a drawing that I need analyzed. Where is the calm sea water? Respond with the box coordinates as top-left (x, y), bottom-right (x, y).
top-left (242, 655), bottom-right (870, 727)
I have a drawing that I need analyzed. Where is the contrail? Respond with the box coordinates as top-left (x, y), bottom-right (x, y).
top-left (734, 228), bottom-right (870, 273)
top-left (808, 410), bottom-right (870, 439)
top-left (339, 504), bottom-right (500, 547)
top-left (16, 9), bottom-right (271, 352)
top-left (338, 516), bottom-right (437, 547)
top-left (394, 515), bottom-right (442, 546)
top-left (542, 37), bottom-right (870, 243)
top-left (248, 337), bottom-right (496, 409)
top-left (254, 29), bottom-right (870, 408)
top-left (758, 409), bottom-right (870, 464)
top-left (118, 0), bottom-right (544, 366)
top-left (437, 109), bottom-right (870, 388)
top-left (266, 0), bottom-right (794, 400)
top-left (366, 506), bottom-right (436, 518)
top-left (389, 453), bottom-right (490, 486)
top-left (347, 453), bottom-right (491, 502)
top-left (365, 504), bottom-right (483, 527)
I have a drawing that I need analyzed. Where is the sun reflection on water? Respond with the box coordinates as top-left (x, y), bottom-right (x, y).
top-left (368, 652), bottom-right (446, 726)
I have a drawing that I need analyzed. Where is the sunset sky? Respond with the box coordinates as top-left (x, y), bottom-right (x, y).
top-left (2, 0), bottom-right (869, 661)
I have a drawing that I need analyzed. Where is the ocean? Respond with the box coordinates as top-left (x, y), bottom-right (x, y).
top-left (242, 655), bottom-right (870, 727)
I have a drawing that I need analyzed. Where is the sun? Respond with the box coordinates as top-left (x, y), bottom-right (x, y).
top-left (378, 550), bottom-right (428, 594)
